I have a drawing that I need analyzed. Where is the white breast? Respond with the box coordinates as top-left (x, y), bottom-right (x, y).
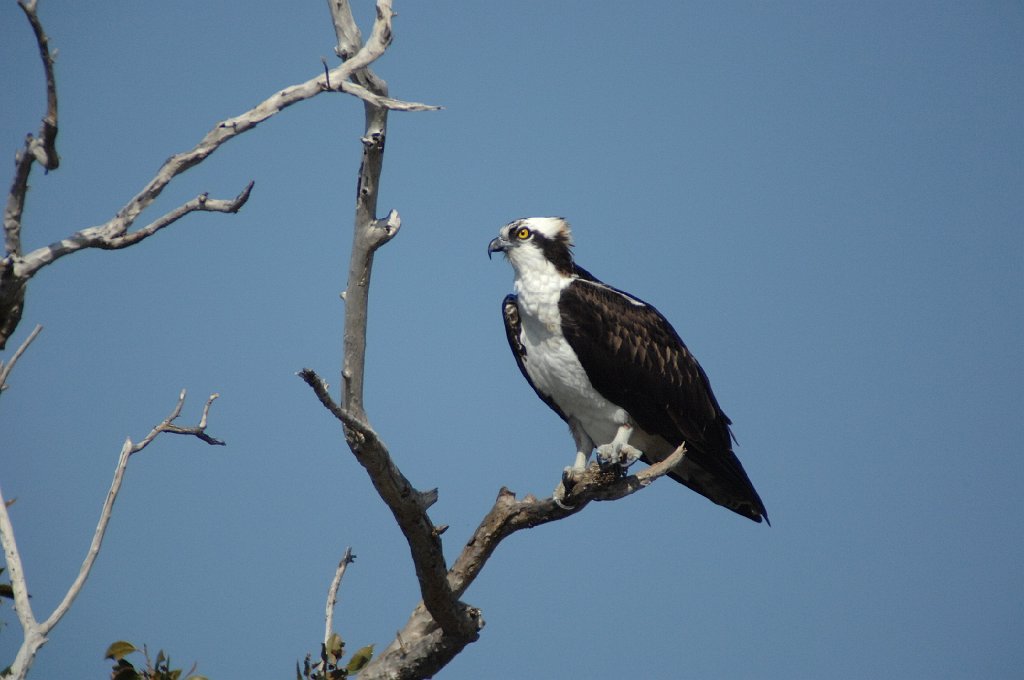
top-left (515, 279), bottom-right (624, 447)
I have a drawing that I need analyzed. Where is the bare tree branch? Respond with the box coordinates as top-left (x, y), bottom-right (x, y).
top-left (332, 0), bottom-right (394, 419)
top-left (5, 0), bottom-right (58, 257)
top-left (0, 323), bottom-right (42, 397)
top-left (355, 446), bottom-right (688, 679)
top-left (299, 8), bottom-right (487, 662)
top-left (320, 0), bottom-right (475, 640)
top-left (298, 4), bottom-right (690, 678)
top-left (0, 0), bottom-right (439, 350)
top-left (155, 392), bottom-right (225, 446)
top-left (299, 369), bottom-right (475, 641)
top-left (1, 0), bottom-right (58, 349)
top-left (0, 390), bottom-right (223, 680)
top-left (324, 546), bottom-right (355, 647)
top-left (308, 327), bottom-right (684, 677)
top-left (447, 445), bottom-right (687, 597)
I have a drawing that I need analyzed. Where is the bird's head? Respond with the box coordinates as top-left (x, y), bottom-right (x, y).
top-left (487, 217), bottom-right (575, 276)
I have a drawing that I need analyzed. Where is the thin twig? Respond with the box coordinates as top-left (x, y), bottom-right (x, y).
top-left (0, 323), bottom-right (42, 395)
top-left (158, 392), bottom-right (226, 446)
top-left (324, 546), bottom-right (355, 646)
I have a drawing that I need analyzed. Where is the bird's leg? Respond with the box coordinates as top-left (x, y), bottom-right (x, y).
top-left (554, 420), bottom-right (593, 508)
top-left (566, 419), bottom-right (594, 478)
top-left (596, 423), bottom-right (643, 470)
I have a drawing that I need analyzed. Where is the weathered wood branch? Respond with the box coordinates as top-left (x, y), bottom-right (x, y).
top-left (0, 390), bottom-right (223, 680)
top-left (0, 323), bottom-right (42, 398)
top-left (299, 369), bottom-right (477, 643)
top-left (448, 444), bottom-right (687, 597)
top-left (0, 0), bottom-right (438, 350)
top-left (323, 0), bottom-right (477, 639)
top-left (1, 1), bottom-right (58, 349)
top-left (298, 4), bottom-right (692, 679)
top-left (358, 446), bottom-right (688, 679)
top-left (324, 546), bottom-right (355, 648)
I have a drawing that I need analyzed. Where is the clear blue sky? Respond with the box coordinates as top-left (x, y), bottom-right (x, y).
top-left (2, 1), bottom-right (1022, 678)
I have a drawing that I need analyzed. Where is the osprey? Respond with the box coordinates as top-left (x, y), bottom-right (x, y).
top-left (488, 217), bottom-right (768, 523)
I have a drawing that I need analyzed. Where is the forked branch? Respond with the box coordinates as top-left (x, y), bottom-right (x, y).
top-left (357, 446), bottom-right (688, 679)
top-left (0, 0), bottom-right (438, 349)
top-left (0, 390), bottom-right (223, 680)
top-left (299, 369), bottom-right (475, 641)
top-left (297, 3), bottom-right (688, 679)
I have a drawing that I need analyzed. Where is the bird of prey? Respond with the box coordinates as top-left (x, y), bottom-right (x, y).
top-left (488, 217), bottom-right (768, 523)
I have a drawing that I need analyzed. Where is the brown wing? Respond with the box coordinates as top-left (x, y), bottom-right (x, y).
top-left (559, 277), bottom-right (769, 523)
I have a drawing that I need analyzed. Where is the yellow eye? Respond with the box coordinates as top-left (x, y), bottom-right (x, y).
top-left (516, 227), bottom-right (531, 240)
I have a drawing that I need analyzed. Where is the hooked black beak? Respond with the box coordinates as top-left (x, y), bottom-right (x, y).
top-left (487, 236), bottom-right (511, 260)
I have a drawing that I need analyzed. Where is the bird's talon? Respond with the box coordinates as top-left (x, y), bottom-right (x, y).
top-left (620, 444), bottom-right (642, 468)
top-left (595, 444), bottom-right (617, 467)
top-left (553, 479), bottom-right (577, 510)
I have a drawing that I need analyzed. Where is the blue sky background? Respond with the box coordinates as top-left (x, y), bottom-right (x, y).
top-left (2, 1), bottom-right (1022, 678)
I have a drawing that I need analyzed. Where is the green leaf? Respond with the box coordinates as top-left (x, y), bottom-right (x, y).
top-left (325, 632), bottom-right (345, 664)
top-left (186, 676), bottom-right (209, 680)
top-left (105, 641), bottom-right (138, 661)
top-left (345, 644), bottom-right (374, 674)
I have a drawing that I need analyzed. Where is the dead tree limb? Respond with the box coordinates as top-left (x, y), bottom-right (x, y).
top-left (357, 446), bottom-right (688, 679)
top-left (323, 0), bottom-right (478, 638)
top-left (0, 390), bottom-right (223, 680)
top-left (0, 0), bottom-right (439, 349)
top-left (324, 546), bottom-right (356, 649)
top-left (0, 323), bottom-right (42, 398)
top-left (1, 0), bottom-right (58, 349)
top-left (297, 4), bottom-right (684, 680)
top-left (299, 368), bottom-right (479, 645)
top-left (299, 0), bottom-right (483, 674)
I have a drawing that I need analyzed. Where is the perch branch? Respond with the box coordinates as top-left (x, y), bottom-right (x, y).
top-left (307, 3), bottom-right (684, 678)
top-left (358, 446), bottom-right (688, 679)
top-left (448, 444), bottom-right (687, 597)
top-left (0, 389), bottom-right (223, 680)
